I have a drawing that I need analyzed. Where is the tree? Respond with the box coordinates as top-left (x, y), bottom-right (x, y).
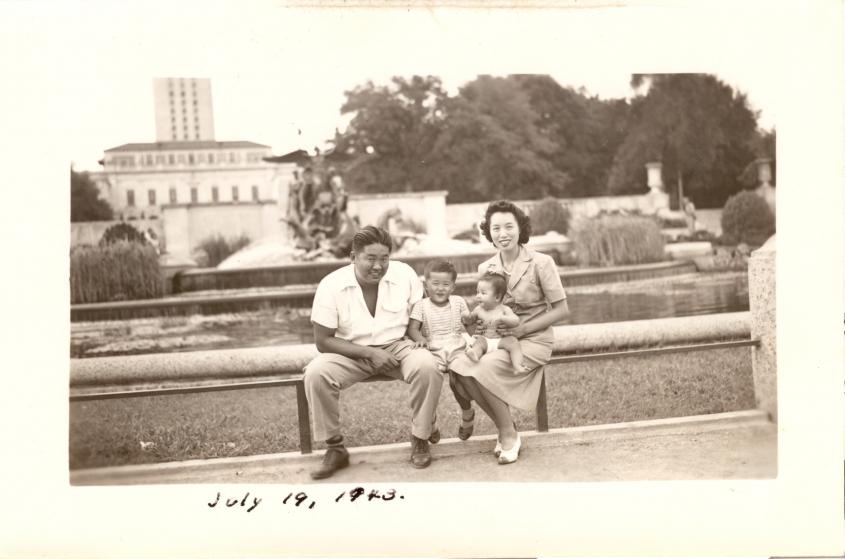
top-left (331, 74), bottom-right (570, 203)
top-left (330, 75), bottom-right (448, 194)
top-left (607, 74), bottom-right (759, 208)
top-left (513, 75), bottom-right (632, 198)
top-left (424, 75), bottom-right (569, 202)
top-left (71, 167), bottom-right (113, 222)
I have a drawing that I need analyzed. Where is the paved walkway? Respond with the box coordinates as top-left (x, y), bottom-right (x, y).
top-left (71, 410), bottom-right (777, 485)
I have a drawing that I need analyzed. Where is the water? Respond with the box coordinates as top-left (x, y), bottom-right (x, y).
top-left (71, 272), bottom-right (748, 358)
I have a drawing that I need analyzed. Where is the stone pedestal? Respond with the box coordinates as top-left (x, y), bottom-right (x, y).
top-left (749, 235), bottom-right (777, 422)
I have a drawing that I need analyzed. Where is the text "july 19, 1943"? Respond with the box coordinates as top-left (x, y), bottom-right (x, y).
top-left (207, 488), bottom-right (404, 513)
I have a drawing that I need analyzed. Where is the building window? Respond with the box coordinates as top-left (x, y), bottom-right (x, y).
top-left (229, 152), bottom-right (237, 163)
top-left (169, 188), bottom-right (177, 203)
top-left (148, 189), bottom-right (156, 206)
top-left (127, 190), bottom-right (135, 207)
top-left (168, 154), bottom-right (175, 165)
top-left (211, 186), bottom-right (219, 202)
top-left (251, 185), bottom-right (259, 201)
top-left (188, 153), bottom-right (194, 164)
top-left (208, 153), bottom-right (214, 164)
top-left (190, 188), bottom-right (198, 203)
top-left (231, 186), bottom-right (239, 202)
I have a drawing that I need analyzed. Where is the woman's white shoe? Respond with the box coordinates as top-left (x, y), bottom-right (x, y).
top-left (497, 434), bottom-right (521, 465)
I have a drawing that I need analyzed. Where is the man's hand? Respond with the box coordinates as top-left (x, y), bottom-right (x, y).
top-left (409, 339), bottom-right (429, 350)
top-left (362, 347), bottom-right (400, 375)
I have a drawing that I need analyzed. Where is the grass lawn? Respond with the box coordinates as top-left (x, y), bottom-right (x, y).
top-left (69, 346), bottom-right (755, 469)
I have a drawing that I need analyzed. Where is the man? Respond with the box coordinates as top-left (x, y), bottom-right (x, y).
top-left (304, 225), bottom-right (443, 479)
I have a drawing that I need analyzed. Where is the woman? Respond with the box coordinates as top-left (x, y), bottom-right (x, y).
top-left (449, 200), bottom-right (570, 464)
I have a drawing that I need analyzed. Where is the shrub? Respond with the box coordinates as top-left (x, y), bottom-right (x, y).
top-left (100, 222), bottom-right (147, 246)
top-left (194, 234), bottom-right (251, 268)
top-left (720, 191), bottom-right (775, 247)
top-left (530, 197), bottom-right (572, 235)
top-left (570, 215), bottom-right (666, 267)
top-left (71, 241), bottom-right (162, 303)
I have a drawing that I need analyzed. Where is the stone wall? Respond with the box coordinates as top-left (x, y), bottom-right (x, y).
top-left (162, 202), bottom-right (285, 260)
top-left (347, 191), bottom-right (449, 239)
top-left (444, 194), bottom-right (663, 237)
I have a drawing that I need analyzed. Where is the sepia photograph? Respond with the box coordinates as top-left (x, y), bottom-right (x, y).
top-left (3, 1), bottom-right (844, 557)
top-left (68, 68), bottom-right (778, 486)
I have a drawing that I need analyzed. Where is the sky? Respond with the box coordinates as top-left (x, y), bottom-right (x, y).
top-left (11, 2), bottom-right (779, 172)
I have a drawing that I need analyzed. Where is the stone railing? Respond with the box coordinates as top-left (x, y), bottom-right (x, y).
top-left (70, 312), bottom-right (761, 455)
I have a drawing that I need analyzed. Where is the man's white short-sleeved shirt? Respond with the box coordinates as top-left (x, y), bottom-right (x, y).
top-left (310, 260), bottom-right (424, 346)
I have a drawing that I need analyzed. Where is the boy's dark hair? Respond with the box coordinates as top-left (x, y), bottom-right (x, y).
top-left (479, 272), bottom-right (508, 301)
top-left (424, 259), bottom-right (457, 281)
top-left (351, 225), bottom-right (393, 253)
top-left (479, 199), bottom-right (532, 245)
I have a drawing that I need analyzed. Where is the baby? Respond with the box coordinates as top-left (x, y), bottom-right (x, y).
top-left (465, 272), bottom-right (530, 374)
top-left (406, 259), bottom-right (475, 441)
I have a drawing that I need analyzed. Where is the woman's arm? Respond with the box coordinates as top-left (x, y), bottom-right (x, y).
top-left (499, 298), bottom-right (570, 338)
top-left (498, 306), bottom-right (521, 328)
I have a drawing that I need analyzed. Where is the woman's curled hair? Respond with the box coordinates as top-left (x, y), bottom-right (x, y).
top-left (479, 200), bottom-right (531, 245)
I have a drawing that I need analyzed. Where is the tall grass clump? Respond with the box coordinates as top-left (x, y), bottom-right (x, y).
top-left (71, 241), bottom-right (162, 304)
top-left (193, 234), bottom-right (251, 268)
top-left (721, 190), bottom-right (775, 247)
top-left (570, 215), bottom-right (665, 267)
top-left (531, 197), bottom-right (571, 235)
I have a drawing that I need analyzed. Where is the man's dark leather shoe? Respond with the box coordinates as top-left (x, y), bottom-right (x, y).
top-left (310, 445), bottom-right (349, 480)
top-left (410, 436), bottom-right (431, 469)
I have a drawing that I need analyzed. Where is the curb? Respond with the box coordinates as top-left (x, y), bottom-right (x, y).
top-left (70, 410), bottom-right (771, 485)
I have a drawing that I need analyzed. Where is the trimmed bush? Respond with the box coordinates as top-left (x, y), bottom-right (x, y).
top-left (71, 241), bottom-right (162, 303)
top-left (720, 191), bottom-right (775, 247)
top-left (194, 234), bottom-right (251, 268)
top-left (99, 222), bottom-right (147, 246)
top-left (530, 197), bottom-right (572, 235)
top-left (570, 215), bottom-right (666, 267)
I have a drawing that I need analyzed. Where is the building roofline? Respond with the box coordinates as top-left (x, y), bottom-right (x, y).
top-left (105, 140), bottom-right (270, 153)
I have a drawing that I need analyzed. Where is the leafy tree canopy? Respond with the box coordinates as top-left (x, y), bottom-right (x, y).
top-left (71, 167), bottom-right (113, 222)
top-left (607, 74), bottom-right (759, 208)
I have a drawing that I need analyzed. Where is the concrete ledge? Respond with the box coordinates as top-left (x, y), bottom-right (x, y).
top-left (70, 410), bottom-right (770, 485)
top-left (70, 313), bottom-right (751, 390)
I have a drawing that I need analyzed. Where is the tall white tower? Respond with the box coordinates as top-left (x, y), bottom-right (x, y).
top-left (153, 77), bottom-right (215, 142)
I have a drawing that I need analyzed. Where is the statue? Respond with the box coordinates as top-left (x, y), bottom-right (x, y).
top-left (272, 148), bottom-right (358, 260)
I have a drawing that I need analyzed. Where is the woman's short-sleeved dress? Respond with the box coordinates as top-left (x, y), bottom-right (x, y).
top-left (449, 245), bottom-right (566, 410)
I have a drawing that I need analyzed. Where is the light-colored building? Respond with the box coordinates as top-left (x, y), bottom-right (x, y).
top-left (92, 140), bottom-right (297, 219)
top-left (153, 77), bottom-right (215, 142)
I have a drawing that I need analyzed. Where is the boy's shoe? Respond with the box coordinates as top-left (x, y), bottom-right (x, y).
top-left (458, 409), bottom-right (475, 441)
top-left (410, 436), bottom-right (432, 468)
top-left (310, 445), bottom-right (350, 480)
top-left (428, 427), bottom-right (441, 444)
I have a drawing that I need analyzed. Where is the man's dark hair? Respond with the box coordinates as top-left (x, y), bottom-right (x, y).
top-left (351, 225), bottom-right (393, 253)
top-left (424, 259), bottom-right (457, 281)
top-left (479, 272), bottom-right (508, 301)
top-left (479, 199), bottom-right (532, 245)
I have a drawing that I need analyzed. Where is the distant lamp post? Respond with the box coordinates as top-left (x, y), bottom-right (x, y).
top-left (645, 161), bottom-right (670, 214)
top-left (645, 162), bottom-right (664, 194)
top-left (755, 158), bottom-right (776, 217)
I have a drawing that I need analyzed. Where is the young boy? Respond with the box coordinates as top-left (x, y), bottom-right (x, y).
top-left (406, 260), bottom-right (476, 441)
top-left (465, 272), bottom-right (530, 374)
